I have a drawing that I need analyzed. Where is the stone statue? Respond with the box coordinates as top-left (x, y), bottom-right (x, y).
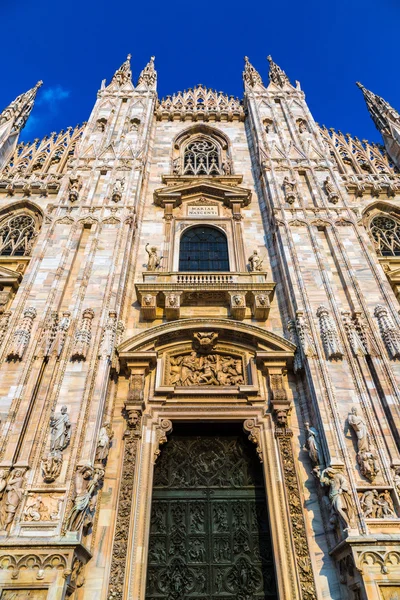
top-left (298, 119), bottom-right (307, 133)
top-left (248, 249), bottom-right (263, 272)
top-left (145, 244), bottom-right (161, 271)
top-left (2, 468), bottom-right (25, 529)
top-left (348, 407), bottom-right (379, 480)
top-left (96, 118), bottom-right (106, 132)
top-left (304, 422), bottom-right (322, 466)
top-left (65, 466), bottom-right (104, 532)
top-left (68, 175), bottom-right (82, 202)
top-left (282, 177), bottom-right (297, 204)
top-left (348, 407), bottom-right (369, 453)
top-left (0, 470), bottom-right (8, 499)
top-left (41, 452), bottom-right (63, 483)
top-left (95, 422), bottom-right (113, 463)
top-left (323, 176), bottom-right (339, 204)
top-left (50, 405), bottom-right (71, 453)
top-left (319, 468), bottom-right (355, 530)
top-left (111, 178), bottom-right (124, 202)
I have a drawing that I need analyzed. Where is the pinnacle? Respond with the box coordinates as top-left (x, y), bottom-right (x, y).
top-left (243, 56), bottom-right (263, 88)
top-left (111, 55), bottom-right (132, 86)
top-left (267, 55), bottom-right (290, 88)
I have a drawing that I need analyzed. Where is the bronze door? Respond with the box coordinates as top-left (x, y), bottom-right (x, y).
top-left (145, 423), bottom-right (278, 599)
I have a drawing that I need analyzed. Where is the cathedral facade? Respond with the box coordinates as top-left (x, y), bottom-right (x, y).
top-left (0, 54), bottom-right (400, 600)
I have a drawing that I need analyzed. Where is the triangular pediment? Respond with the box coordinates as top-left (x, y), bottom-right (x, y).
top-left (154, 177), bottom-right (252, 208)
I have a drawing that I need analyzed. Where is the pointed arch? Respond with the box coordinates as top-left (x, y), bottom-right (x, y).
top-left (0, 200), bottom-right (43, 257)
top-left (172, 124), bottom-right (233, 176)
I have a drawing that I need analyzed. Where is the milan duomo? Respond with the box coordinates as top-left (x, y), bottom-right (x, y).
top-left (1, 53), bottom-right (400, 600)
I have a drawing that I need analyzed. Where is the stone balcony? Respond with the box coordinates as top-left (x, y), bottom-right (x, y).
top-left (135, 271), bottom-right (275, 321)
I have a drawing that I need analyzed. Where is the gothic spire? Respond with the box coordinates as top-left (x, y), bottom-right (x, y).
top-left (111, 54), bottom-right (132, 86)
top-left (0, 80), bottom-right (43, 133)
top-left (137, 56), bottom-right (157, 88)
top-left (356, 82), bottom-right (400, 135)
top-left (243, 56), bottom-right (263, 88)
top-left (267, 55), bottom-right (290, 88)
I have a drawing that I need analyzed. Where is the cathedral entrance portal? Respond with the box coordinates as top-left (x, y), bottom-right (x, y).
top-left (145, 422), bottom-right (278, 599)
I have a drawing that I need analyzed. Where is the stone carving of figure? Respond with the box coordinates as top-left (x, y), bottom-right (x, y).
top-left (50, 406), bottom-right (71, 453)
top-left (297, 119), bottom-right (307, 133)
top-left (323, 176), bottom-right (339, 204)
top-left (96, 118), bottom-right (106, 132)
top-left (319, 468), bottom-right (355, 530)
top-left (169, 352), bottom-right (244, 387)
top-left (248, 249), bottom-right (263, 272)
top-left (377, 490), bottom-right (396, 518)
top-left (282, 176), bottom-right (297, 204)
top-left (111, 178), bottom-right (124, 203)
top-left (68, 175), bottom-right (82, 202)
top-left (348, 407), bottom-right (379, 480)
top-left (145, 244), bottom-right (161, 271)
top-left (304, 422), bottom-right (322, 466)
top-left (348, 407), bottom-right (369, 453)
top-left (65, 466), bottom-right (104, 532)
top-left (360, 489), bottom-right (396, 519)
top-left (95, 422), bottom-right (113, 463)
top-left (360, 489), bottom-right (376, 518)
top-left (2, 469), bottom-right (25, 529)
top-left (23, 495), bottom-right (46, 521)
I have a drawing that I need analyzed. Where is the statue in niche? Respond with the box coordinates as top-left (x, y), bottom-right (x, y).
top-left (96, 118), bottom-right (107, 132)
top-left (297, 119), bottom-right (307, 133)
top-left (248, 249), bottom-right (263, 272)
top-left (304, 422), bottom-right (322, 467)
top-left (145, 244), bottom-right (162, 271)
top-left (50, 405), bottom-right (71, 453)
top-left (168, 352), bottom-right (244, 387)
top-left (95, 422), bottom-right (113, 463)
top-left (319, 467), bottom-right (355, 530)
top-left (348, 407), bottom-right (379, 481)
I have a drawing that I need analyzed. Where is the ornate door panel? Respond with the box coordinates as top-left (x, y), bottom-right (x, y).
top-left (145, 423), bottom-right (278, 599)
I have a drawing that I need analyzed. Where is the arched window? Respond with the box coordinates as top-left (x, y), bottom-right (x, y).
top-left (179, 226), bottom-right (229, 271)
top-left (183, 139), bottom-right (221, 176)
top-left (370, 215), bottom-right (400, 256)
top-left (0, 214), bottom-right (37, 256)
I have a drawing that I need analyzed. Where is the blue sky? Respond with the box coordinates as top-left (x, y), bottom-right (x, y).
top-left (0, 0), bottom-right (399, 144)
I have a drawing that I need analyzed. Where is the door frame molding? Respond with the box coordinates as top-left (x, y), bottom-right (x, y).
top-left (121, 405), bottom-right (309, 600)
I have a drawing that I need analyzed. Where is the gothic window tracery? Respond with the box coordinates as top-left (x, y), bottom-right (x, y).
top-left (370, 215), bottom-right (400, 256)
top-left (0, 213), bottom-right (38, 256)
top-left (183, 139), bottom-right (221, 176)
top-left (179, 226), bottom-right (229, 271)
